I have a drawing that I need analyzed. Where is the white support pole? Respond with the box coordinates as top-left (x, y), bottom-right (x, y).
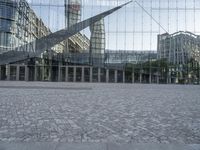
top-left (65, 66), bottom-right (68, 82)
top-left (132, 72), bottom-right (135, 83)
top-left (199, 63), bottom-right (200, 85)
top-left (168, 70), bottom-right (171, 84)
top-left (157, 74), bottom-right (159, 84)
top-left (123, 71), bottom-right (125, 83)
top-left (34, 65), bottom-right (37, 81)
top-left (106, 69), bottom-right (109, 83)
top-left (139, 72), bottom-right (142, 83)
top-left (73, 66), bottom-right (76, 82)
top-left (48, 65), bottom-right (52, 82)
top-left (6, 65), bottom-right (10, 81)
top-left (114, 70), bottom-right (118, 83)
top-left (42, 65), bottom-right (45, 81)
top-left (58, 62), bottom-right (61, 82)
top-left (81, 67), bottom-right (85, 82)
top-left (0, 65), bottom-right (2, 80)
top-left (98, 68), bottom-right (101, 83)
top-left (90, 67), bottom-right (93, 83)
top-left (16, 65), bottom-right (20, 81)
top-left (149, 74), bottom-right (152, 84)
top-left (168, 77), bottom-right (171, 84)
top-left (25, 65), bottom-right (29, 81)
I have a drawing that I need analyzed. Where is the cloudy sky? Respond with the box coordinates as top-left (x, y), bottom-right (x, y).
top-left (27, 0), bottom-right (200, 51)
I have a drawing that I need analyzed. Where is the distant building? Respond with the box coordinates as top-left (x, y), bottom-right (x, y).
top-left (0, 0), bottom-right (47, 53)
top-left (105, 50), bottom-right (157, 64)
top-left (0, 0), bottom-right (64, 54)
top-left (68, 32), bottom-right (90, 53)
top-left (0, 0), bottom-right (89, 54)
top-left (90, 19), bottom-right (105, 55)
top-left (65, 0), bottom-right (81, 28)
top-left (64, 0), bottom-right (105, 55)
top-left (157, 31), bottom-right (200, 64)
top-left (64, 0), bottom-right (89, 53)
top-left (89, 19), bottom-right (106, 65)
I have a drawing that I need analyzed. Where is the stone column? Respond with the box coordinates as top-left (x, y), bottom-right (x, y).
top-left (157, 75), bottom-right (159, 84)
top-left (114, 70), bottom-right (118, 83)
top-left (48, 60), bottom-right (52, 81)
top-left (16, 65), bottom-right (20, 81)
top-left (0, 65), bottom-right (2, 80)
top-left (106, 69), bottom-right (109, 83)
top-left (139, 73), bottom-right (142, 83)
top-left (98, 68), bottom-right (101, 83)
top-left (168, 71), bottom-right (171, 84)
top-left (149, 74), bottom-right (152, 84)
top-left (65, 66), bottom-right (68, 82)
top-left (81, 67), bottom-right (85, 82)
top-left (132, 72), bottom-right (135, 83)
top-left (90, 67), bottom-right (93, 83)
top-left (6, 65), bottom-right (10, 81)
top-left (123, 71), bottom-right (125, 83)
top-left (34, 65), bottom-right (37, 81)
top-left (149, 63), bottom-right (152, 84)
top-left (73, 66), bottom-right (76, 82)
top-left (167, 77), bottom-right (171, 84)
top-left (199, 63), bottom-right (200, 85)
top-left (58, 62), bottom-right (62, 82)
top-left (25, 65), bottom-right (29, 81)
top-left (41, 65), bottom-right (45, 81)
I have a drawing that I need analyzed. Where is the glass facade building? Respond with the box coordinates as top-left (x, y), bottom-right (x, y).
top-left (105, 50), bottom-right (157, 64)
top-left (65, 0), bottom-right (81, 28)
top-left (0, 0), bottom-right (17, 52)
top-left (65, 0), bottom-right (105, 55)
top-left (0, 0), bottom-right (90, 54)
top-left (158, 31), bottom-right (200, 64)
top-left (90, 19), bottom-right (105, 55)
top-left (1, 0), bottom-right (200, 65)
top-left (0, 0), bottom-right (199, 84)
top-left (89, 19), bottom-right (106, 65)
top-left (0, 0), bottom-right (52, 54)
top-left (64, 0), bottom-right (90, 53)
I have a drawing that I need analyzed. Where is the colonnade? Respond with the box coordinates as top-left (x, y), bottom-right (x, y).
top-left (0, 64), bottom-right (162, 84)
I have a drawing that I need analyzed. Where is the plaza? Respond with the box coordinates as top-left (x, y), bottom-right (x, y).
top-left (0, 0), bottom-right (200, 149)
top-left (0, 81), bottom-right (199, 143)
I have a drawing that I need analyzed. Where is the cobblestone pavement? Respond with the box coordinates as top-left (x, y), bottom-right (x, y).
top-left (0, 81), bottom-right (200, 143)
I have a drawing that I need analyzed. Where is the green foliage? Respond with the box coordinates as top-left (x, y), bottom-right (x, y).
top-left (124, 58), bottom-right (200, 84)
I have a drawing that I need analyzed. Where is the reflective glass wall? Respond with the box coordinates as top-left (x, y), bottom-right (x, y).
top-left (26, 0), bottom-right (200, 51)
top-left (1, 0), bottom-right (200, 52)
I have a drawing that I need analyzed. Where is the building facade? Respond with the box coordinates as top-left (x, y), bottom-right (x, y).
top-left (65, 0), bottom-right (81, 28)
top-left (89, 19), bottom-right (106, 65)
top-left (64, 0), bottom-right (89, 53)
top-left (64, 0), bottom-right (105, 55)
top-left (0, 0), bottom-right (65, 54)
top-left (0, 0), bottom-right (16, 53)
top-left (105, 50), bottom-right (157, 64)
top-left (0, 0), bottom-right (90, 55)
top-left (157, 31), bottom-right (200, 64)
top-left (90, 19), bottom-right (106, 55)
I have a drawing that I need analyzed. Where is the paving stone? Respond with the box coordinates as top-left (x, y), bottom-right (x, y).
top-left (0, 142), bottom-right (57, 150)
top-left (107, 143), bottom-right (197, 150)
top-left (0, 81), bottom-right (200, 143)
top-left (56, 143), bottom-right (106, 150)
